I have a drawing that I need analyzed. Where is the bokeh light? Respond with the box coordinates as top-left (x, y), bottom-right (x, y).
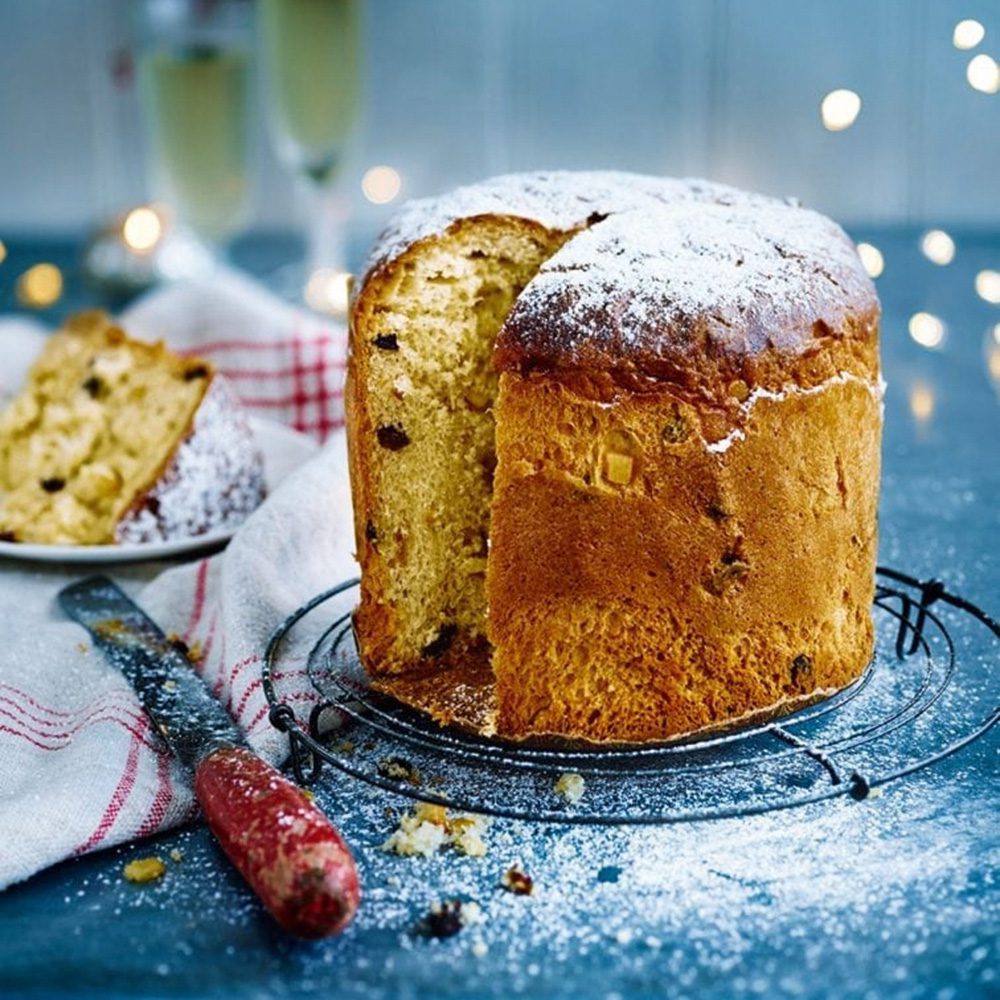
top-left (305, 268), bottom-right (352, 316)
top-left (984, 325), bottom-right (1000, 394)
top-left (953, 19), bottom-right (986, 50)
top-left (122, 205), bottom-right (164, 253)
top-left (16, 262), bottom-right (63, 309)
top-left (967, 53), bottom-right (1000, 93)
top-left (975, 269), bottom-right (1000, 304)
top-left (909, 381), bottom-right (935, 423)
top-left (856, 242), bottom-right (884, 278)
top-left (908, 312), bottom-right (946, 349)
top-left (362, 166), bottom-right (402, 205)
top-left (920, 229), bottom-right (956, 266)
top-left (820, 89), bottom-right (862, 131)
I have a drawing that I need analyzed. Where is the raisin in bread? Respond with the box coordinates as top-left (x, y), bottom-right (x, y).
top-left (347, 171), bottom-right (882, 743)
top-left (0, 311), bottom-right (265, 545)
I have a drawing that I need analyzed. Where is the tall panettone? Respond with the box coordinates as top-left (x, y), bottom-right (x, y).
top-left (347, 172), bottom-right (882, 743)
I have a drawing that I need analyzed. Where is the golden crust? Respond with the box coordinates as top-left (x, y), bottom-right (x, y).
top-left (486, 374), bottom-right (880, 742)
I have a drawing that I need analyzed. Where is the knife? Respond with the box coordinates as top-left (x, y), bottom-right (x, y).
top-left (58, 575), bottom-right (360, 939)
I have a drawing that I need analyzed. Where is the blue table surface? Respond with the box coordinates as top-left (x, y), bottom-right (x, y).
top-left (0, 228), bottom-right (997, 1000)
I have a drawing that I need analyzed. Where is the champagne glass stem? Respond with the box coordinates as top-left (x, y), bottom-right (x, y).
top-left (299, 179), bottom-right (349, 278)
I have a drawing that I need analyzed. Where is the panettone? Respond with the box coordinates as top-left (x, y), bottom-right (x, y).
top-left (0, 311), bottom-right (264, 545)
top-left (347, 171), bottom-right (882, 743)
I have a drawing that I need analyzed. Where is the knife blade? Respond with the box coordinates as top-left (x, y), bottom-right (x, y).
top-left (58, 575), bottom-right (360, 939)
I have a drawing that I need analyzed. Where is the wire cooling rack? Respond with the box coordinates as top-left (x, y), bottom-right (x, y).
top-left (263, 567), bottom-right (1000, 824)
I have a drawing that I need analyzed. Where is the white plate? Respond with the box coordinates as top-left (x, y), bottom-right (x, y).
top-left (0, 417), bottom-right (318, 564)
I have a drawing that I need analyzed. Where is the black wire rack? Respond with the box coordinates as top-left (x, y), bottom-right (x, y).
top-left (262, 566), bottom-right (1000, 824)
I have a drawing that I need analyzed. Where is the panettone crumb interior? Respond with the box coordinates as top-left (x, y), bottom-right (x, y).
top-left (0, 314), bottom-right (210, 544)
top-left (363, 221), bottom-right (571, 664)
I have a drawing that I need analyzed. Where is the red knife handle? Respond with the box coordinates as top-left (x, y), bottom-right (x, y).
top-left (193, 746), bottom-right (360, 938)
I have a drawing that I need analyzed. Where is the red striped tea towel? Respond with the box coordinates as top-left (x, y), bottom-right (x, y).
top-left (0, 271), bottom-right (356, 888)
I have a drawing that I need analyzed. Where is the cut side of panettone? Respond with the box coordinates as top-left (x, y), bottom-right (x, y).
top-left (349, 218), bottom-right (573, 673)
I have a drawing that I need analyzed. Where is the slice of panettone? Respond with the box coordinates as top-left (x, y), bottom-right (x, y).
top-left (0, 311), bottom-right (264, 545)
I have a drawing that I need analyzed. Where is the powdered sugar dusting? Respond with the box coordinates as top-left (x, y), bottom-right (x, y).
top-left (504, 196), bottom-right (876, 368)
top-left (363, 170), bottom-right (758, 280)
top-left (115, 376), bottom-right (265, 543)
top-left (362, 170), bottom-right (877, 374)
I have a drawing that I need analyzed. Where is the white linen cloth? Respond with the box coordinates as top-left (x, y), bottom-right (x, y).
top-left (0, 272), bottom-right (356, 889)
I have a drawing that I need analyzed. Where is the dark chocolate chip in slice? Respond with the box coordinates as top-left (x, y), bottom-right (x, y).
top-left (0, 530), bottom-right (17, 543)
top-left (373, 334), bottom-right (399, 351)
top-left (183, 364), bottom-right (210, 381)
top-left (376, 424), bottom-right (410, 451)
top-left (40, 478), bottom-right (66, 493)
top-left (82, 375), bottom-right (103, 398)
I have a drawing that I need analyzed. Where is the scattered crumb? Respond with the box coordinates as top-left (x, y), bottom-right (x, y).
top-left (163, 679), bottom-right (177, 692)
top-left (76, 642), bottom-right (88, 654)
top-left (377, 756), bottom-right (422, 786)
top-left (300, 788), bottom-right (316, 802)
top-left (168, 848), bottom-right (183, 863)
top-left (383, 815), bottom-right (447, 858)
top-left (449, 815), bottom-right (488, 858)
top-left (555, 772), bottom-right (586, 804)
top-left (335, 739), bottom-right (355, 755)
top-left (502, 862), bottom-right (534, 895)
top-left (471, 938), bottom-right (489, 958)
top-left (415, 802), bottom-right (447, 825)
top-left (425, 900), bottom-right (463, 938)
top-left (123, 857), bottom-right (166, 884)
top-left (382, 802), bottom-right (489, 858)
top-left (166, 633), bottom-right (203, 666)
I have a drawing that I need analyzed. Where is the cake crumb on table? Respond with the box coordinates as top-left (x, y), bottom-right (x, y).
top-left (425, 900), bottom-right (463, 938)
top-left (122, 857), bottom-right (166, 883)
top-left (554, 772), bottom-right (586, 804)
top-left (501, 862), bottom-right (534, 895)
top-left (168, 848), bottom-right (183, 863)
top-left (382, 802), bottom-right (489, 858)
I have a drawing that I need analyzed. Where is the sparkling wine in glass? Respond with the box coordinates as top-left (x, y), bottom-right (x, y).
top-left (138, 0), bottom-right (253, 275)
top-left (260, 0), bottom-right (363, 304)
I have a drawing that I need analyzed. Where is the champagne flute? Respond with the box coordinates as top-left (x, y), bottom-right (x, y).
top-left (137, 0), bottom-right (254, 276)
top-left (259, 0), bottom-right (363, 307)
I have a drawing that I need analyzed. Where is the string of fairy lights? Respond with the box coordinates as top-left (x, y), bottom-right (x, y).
top-left (2, 16), bottom-right (998, 418)
top-left (819, 16), bottom-right (1000, 422)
